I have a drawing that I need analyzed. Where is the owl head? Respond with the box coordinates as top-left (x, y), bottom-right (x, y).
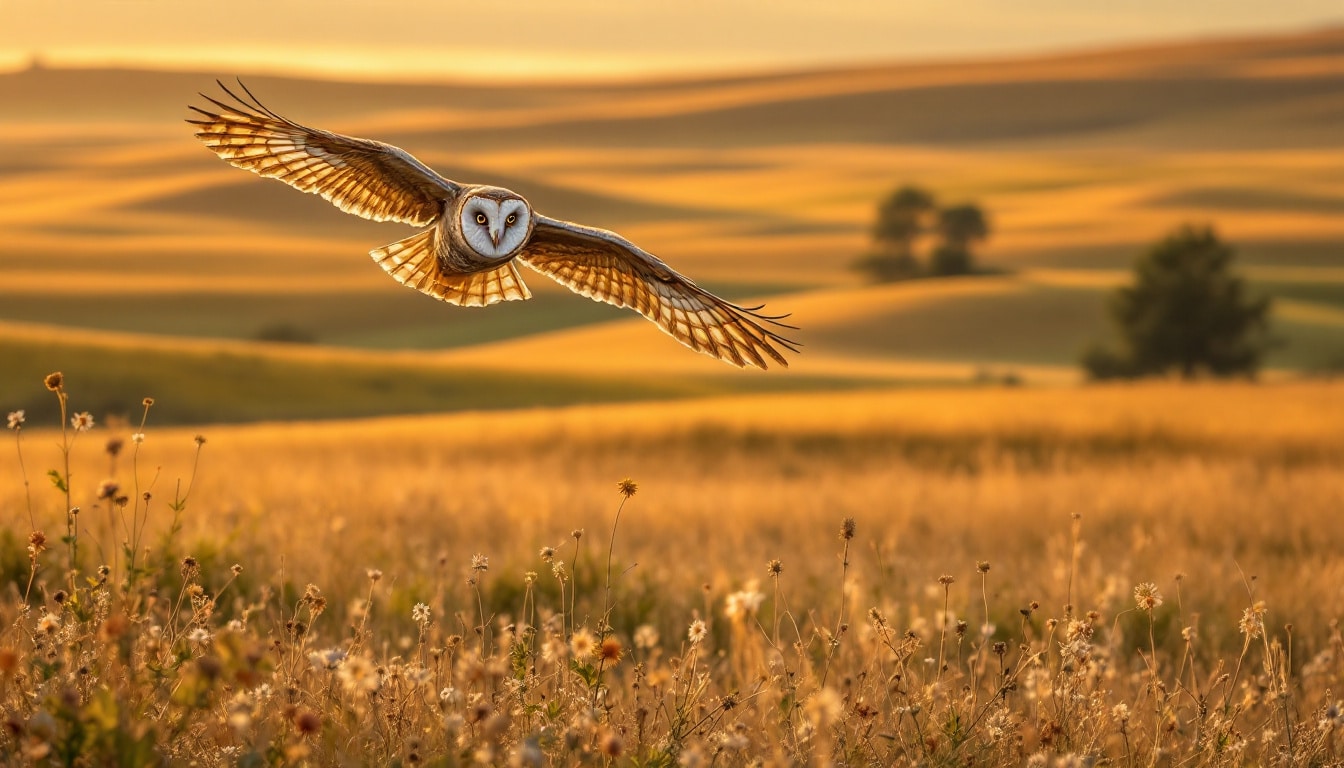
top-left (455, 186), bottom-right (534, 260)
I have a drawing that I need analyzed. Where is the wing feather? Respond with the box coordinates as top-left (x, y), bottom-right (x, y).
top-left (518, 216), bottom-right (798, 369)
top-left (188, 81), bottom-right (456, 226)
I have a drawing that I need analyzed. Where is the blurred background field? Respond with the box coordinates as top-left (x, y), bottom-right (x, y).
top-left (1, 27), bottom-right (1343, 423)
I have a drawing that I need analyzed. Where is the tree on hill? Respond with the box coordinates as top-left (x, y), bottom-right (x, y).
top-left (1082, 225), bottom-right (1272, 380)
top-left (930, 203), bottom-right (990, 276)
top-left (853, 185), bottom-right (935, 282)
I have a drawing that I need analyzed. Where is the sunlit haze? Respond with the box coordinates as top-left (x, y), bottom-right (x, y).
top-left (2, 0), bottom-right (1340, 80)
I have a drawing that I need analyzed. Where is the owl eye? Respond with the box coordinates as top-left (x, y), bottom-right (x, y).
top-left (506, 213), bottom-right (517, 225)
top-left (475, 212), bottom-right (488, 225)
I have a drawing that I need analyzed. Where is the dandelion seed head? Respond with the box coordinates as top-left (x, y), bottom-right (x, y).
top-left (569, 628), bottom-right (596, 659)
top-left (37, 613), bottom-right (60, 634)
top-left (687, 619), bottom-right (708, 645)
top-left (634, 624), bottom-right (659, 649)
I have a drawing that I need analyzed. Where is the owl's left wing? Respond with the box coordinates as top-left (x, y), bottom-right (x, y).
top-left (518, 216), bottom-right (798, 369)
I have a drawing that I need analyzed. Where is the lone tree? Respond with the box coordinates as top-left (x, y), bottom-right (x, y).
top-left (854, 185), bottom-right (935, 282)
top-left (1082, 225), bottom-right (1272, 380)
top-left (930, 203), bottom-right (990, 276)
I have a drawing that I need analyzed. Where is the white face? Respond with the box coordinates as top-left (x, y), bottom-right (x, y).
top-left (460, 195), bottom-right (531, 259)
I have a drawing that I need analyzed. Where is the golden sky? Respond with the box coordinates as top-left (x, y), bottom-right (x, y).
top-left (2, 0), bottom-right (1341, 80)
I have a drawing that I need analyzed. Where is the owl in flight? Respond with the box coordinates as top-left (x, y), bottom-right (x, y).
top-left (188, 82), bottom-right (797, 369)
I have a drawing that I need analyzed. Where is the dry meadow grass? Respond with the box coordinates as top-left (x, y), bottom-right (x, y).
top-left (2, 376), bottom-right (1342, 765)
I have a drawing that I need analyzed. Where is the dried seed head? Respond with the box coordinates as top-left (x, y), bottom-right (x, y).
top-left (142, 397), bottom-right (155, 407)
top-left (617, 478), bottom-right (638, 498)
top-left (840, 517), bottom-right (856, 540)
top-left (1133, 582), bottom-right (1163, 611)
top-left (599, 636), bottom-right (622, 663)
top-left (44, 371), bottom-right (64, 391)
top-left (938, 574), bottom-right (955, 586)
top-left (977, 561), bottom-right (991, 573)
top-left (767, 559), bottom-right (783, 577)
top-left (539, 546), bottom-right (555, 563)
top-left (571, 529), bottom-right (583, 541)
top-left (105, 438), bottom-right (123, 458)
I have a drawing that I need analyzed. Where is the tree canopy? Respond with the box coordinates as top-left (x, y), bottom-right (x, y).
top-left (1082, 225), bottom-right (1272, 379)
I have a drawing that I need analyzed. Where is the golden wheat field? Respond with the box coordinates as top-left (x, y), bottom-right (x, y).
top-left (2, 377), bottom-right (1344, 765)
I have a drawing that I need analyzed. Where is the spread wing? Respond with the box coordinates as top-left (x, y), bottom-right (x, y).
top-left (518, 216), bottom-right (799, 369)
top-left (188, 80), bottom-right (457, 226)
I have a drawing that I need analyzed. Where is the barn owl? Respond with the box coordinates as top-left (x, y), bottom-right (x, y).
top-left (188, 82), bottom-right (798, 369)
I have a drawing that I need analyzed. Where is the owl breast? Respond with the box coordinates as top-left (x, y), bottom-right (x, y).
top-left (444, 188), bottom-right (534, 272)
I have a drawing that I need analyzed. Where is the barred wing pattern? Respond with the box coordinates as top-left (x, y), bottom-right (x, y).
top-left (519, 217), bottom-right (798, 369)
top-left (188, 82), bottom-right (456, 226)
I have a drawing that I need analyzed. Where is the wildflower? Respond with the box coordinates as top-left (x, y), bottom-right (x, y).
top-left (6, 410), bottom-right (23, 430)
top-left (412, 603), bottom-right (431, 625)
top-left (539, 546), bottom-right (555, 562)
top-left (767, 558), bottom-right (783, 576)
top-left (805, 687), bottom-right (843, 727)
top-left (309, 648), bottom-right (346, 670)
top-left (367, 568), bottom-right (382, 582)
top-left (600, 730), bottom-right (624, 757)
top-left (938, 574), bottom-right (955, 586)
top-left (1134, 582), bottom-right (1163, 611)
top-left (725, 584), bottom-right (765, 620)
top-left (840, 517), bottom-right (856, 540)
top-left (551, 561), bottom-right (568, 582)
top-left (37, 613), bottom-right (60, 634)
top-left (44, 371), bottom-right (63, 391)
top-left (687, 619), bottom-right (708, 645)
top-left (617, 478), bottom-right (638, 498)
top-left (70, 412), bottom-right (94, 432)
top-left (230, 563), bottom-right (242, 576)
top-left (977, 560), bottom-right (991, 573)
top-left (105, 438), bottom-right (123, 457)
top-left (95, 479), bottom-right (119, 501)
top-left (294, 709), bottom-right (322, 735)
top-left (142, 397), bottom-right (155, 407)
top-left (599, 636), bottom-right (622, 663)
top-left (570, 628), bottom-right (596, 659)
top-left (1113, 703), bottom-right (1131, 723)
top-left (1240, 602), bottom-right (1266, 639)
top-left (194, 434), bottom-right (206, 446)
top-left (471, 553), bottom-right (489, 571)
top-left (131, 432), bottom-right (144, 444)
top-left (188, 627), bottom-right (212, 645)
top-left (634, 624), bottom-right (659, 649)
top-left (338, 655), bottom-right (380, 694)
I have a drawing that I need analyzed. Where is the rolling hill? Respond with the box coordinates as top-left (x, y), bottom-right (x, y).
top-left (1, 27), bottom-right (1342, 422)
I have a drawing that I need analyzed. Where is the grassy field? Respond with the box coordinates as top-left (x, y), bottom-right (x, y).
top-left (1, 378), bottom-right (1342, 764)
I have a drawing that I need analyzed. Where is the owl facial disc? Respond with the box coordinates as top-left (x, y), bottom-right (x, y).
top-left (460, 193), bottom-right (531, 259)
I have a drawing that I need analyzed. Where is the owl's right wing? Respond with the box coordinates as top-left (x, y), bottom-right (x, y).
top-left (518, 216), bottom-right (799, 369)
top-left (188, 80), bottom-right (457, 226)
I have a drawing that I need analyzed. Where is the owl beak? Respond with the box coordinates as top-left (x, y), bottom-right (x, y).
top-left (489, 221), bottom-right (502, 248)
